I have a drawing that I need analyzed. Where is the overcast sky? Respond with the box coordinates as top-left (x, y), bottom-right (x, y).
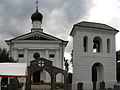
top-left (0, 0), bottom-right (120, 59)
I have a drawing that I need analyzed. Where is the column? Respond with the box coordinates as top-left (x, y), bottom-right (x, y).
top-left (55, 49), bottom-right (59, 67)
top-left (14, 49), bottom-right (18, 61)
top-left (59, 48), bottom-right (62, 68)
top-left (24, 49), bottom-right (28, 64)
top-left (45, 49), bottom-right (49, 59)
top-left (51, 75), bottom-right (56, 90)
top-left (44, 49), bottom-right (49, 81)
top-left (102, 38), bottom-right (106, 54)
top-left (88, 36), bottom-right (93, 53)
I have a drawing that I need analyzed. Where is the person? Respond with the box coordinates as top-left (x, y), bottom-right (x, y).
top-left (64, 59), bottom-right (69, 72)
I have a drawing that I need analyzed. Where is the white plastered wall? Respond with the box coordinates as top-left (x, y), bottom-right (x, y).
top-left (72, 27), bottom-right (116, 90)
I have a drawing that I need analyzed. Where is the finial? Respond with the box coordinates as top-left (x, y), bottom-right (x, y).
top-left (36, 0), bottom-right (39, 11)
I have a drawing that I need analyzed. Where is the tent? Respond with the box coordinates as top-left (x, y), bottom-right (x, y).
top-left (0, 63), bottom-right (27, 90)
top-left (0, 63), bottom-right (27, 77)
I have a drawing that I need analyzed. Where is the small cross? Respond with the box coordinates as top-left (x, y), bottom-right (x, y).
top-left (38, 60), bottom-right (44, 67)
top-left (36, 0), bottom-right (39, 10)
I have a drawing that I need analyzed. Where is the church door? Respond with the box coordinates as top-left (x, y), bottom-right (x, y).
top-left (33, 71), bottom-right (40, 83)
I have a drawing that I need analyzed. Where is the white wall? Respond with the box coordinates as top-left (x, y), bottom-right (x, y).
top-left (10, 40), bottom-right (65, 83)
top-left (72, 27), bottom-right (117, 90)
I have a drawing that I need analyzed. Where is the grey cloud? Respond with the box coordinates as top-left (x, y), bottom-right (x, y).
top-left (0, 0), bottom-right (93, 56)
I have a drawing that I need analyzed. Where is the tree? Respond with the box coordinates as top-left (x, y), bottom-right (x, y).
top-left (116, 50), bottom-right (120, 62)
top-left (116, 50), bottom-right (120, 81)
top-left (0, 48), bottom-right (14, 62)
top-left (70, 50), bottom-right (73, 64)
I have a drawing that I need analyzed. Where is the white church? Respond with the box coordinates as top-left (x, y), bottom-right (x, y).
top-left (5, 4), bottom-right (68, 83)
top-left (4, 1), bottom-right (119, 90)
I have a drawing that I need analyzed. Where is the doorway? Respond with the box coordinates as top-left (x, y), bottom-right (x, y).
top-left (33, 71), bottom-right (40, 83)
top-left (92, 63), bottom-right (104, 90)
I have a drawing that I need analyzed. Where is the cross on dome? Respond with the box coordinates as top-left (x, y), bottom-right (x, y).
top-left (36, 0), bottom-right (39, 11)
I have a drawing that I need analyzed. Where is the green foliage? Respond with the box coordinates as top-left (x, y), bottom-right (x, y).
top-left (1, 77), bottom-right (8, 86)
top-left (0, 48), bottom-right (15, 62)
top-left (93, 82), bottom-right (96, 90)
top-left (116, 50), bottom-right (120, 81)
top-left (116, 50), bottom-right (120, 62)
top-left (56, 83), bottom-right (64, 88)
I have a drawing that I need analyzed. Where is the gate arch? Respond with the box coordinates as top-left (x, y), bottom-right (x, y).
top-left (25, 57), bottom-right (68, 90)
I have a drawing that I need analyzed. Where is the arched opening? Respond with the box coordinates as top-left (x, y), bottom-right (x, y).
top-left (33, 70), bottom-right (40, 83)
top-left (83, 36), bottom-right (88, 52)
top-left (93, 36), bottom-right (102, 53)
top-left (56, 73), bottom-right (65, 90)
top-left (92, 63), bottom-right (104, 90)
top-left (44, 70), bottom-right (51, 83)
top-left (92, 63), bottom-right (104, 82)
top-left (26, 58), bottom-right (68, 90)
top-left (31, 70), bottom-right (51, 90)
top-left (107, 39), bottom-right (110, 53)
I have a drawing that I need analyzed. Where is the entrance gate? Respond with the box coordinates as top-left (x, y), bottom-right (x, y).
top-left (25, 57), bottom-right (68, 90)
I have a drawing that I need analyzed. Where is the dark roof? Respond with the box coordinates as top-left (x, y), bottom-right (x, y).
top-left (70, 21), bottom-right (119, 36)
top-left (74, 21), bottom-right (119, 31)
top-left (31, 9), bottom-right (43, 22)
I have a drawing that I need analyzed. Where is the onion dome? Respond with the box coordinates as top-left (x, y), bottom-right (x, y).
top-left (31, 9), bottom-right (43, 22)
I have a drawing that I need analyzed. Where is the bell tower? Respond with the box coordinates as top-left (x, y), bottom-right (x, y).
top-left (70, 21), bottom-right (118, 90)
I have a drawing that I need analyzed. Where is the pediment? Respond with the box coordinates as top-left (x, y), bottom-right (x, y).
top-left (9, 31), bottom-right (62, 41)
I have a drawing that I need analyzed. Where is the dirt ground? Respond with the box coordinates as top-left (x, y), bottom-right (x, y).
top-left (31, 84), bottom-right (64, 90)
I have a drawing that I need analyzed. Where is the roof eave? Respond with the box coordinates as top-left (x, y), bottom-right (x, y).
top-left (70, 25), bottom-right (75, 36)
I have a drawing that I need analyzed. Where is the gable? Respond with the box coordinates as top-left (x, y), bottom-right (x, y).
top-left (8, 31), bottom-right (63, 41)
top-left (5, 31), bottom-right (68, 46)
top-left (24, 36), bottom-right (51, 40)
top-left (70, 21), bottom-right (119, 36)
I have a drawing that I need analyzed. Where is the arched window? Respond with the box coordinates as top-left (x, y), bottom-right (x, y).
top-left (107, 39), bottom-right (110, 53)
top-left (93, 36), bottom-right (102, 53)
top-left (83, 36), bottom-right (88, 52)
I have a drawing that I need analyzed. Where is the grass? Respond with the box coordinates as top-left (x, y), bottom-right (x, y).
top-left (56, 83), bottom-right (64, 88)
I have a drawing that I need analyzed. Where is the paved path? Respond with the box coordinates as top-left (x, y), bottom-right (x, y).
top-left (31, 85), bottom-right (64, 90)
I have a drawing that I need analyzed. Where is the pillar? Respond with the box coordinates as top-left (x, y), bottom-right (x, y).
top-left (24, 49), bottom-right (28, 64)
top-left (51, 74), bottom-right (56, 90)
top-left (26, 69), bottom-right (31, 90)
top-left (64, 74), bottom-right (68, 90)
top-left (55, 49), bottom-right (59, 66)
top-left (14, 49), bottom-right (18, 61)
top-left (45, 49), bottom-right (49, 59)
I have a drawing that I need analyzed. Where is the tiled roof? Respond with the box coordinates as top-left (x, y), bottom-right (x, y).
top-left (74, 21), bottom-right (119, 32)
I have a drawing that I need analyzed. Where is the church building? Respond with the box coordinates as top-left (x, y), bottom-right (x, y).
top-left (5, 2), bottom-right (68, 83)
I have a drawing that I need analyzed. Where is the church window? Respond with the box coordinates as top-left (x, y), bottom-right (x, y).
top-left (93, 36), bottom-right (102, 53)
top-left (107, 39), bottom-right (110, 53)
top-left (49, 54), bottom-right (55, 58)
top-left (18, 54), bottom-right (24, 58)
top-left (83, 36), bottom-right (88, 52)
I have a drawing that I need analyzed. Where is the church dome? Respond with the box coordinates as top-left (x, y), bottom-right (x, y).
top-left (31, 9), bottom-right (43, 22)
